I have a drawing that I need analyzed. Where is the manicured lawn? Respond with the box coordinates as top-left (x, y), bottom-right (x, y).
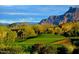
top-left (6, 34), bottom-right (65, 53)
top-left (15, 34), bottom-right (65, 47)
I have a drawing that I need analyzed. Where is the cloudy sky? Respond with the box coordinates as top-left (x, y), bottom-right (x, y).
top-left (0, 5), bottom-right (70, 23)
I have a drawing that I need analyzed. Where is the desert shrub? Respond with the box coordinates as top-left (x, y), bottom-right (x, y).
top-left (70, 38), bottom-right (79, 46)
top-left (33, 24), bottom-right (54, 34)
top-left (17, 25), bottom-right (37, 39)
top-left (0, 31), bottom-right (17, 45)
top-left (28, 44), bottom-right (59, 54)
top-left (0, 44), bottom-right (24, 54)
top-left (54, 27), bottom-right (63, 34)
top-left (39, 45), bottom-right (57, 54)
top-left (0, 26), bottom-right (9, 40)
top-left (6, 31), bottom-right (17, 42)
top-left (0, 26), bottom-right (17, 44)
top-left (57, 46), bottom-right (68, 54)
top-left (27, 44), bottom-right (44, 54)
top-left (61, 22), bottom-right (79, 37)
top-left (33, 24), bottom-right (45, 34)
top-left (72, 48), bottom-right (79, 54)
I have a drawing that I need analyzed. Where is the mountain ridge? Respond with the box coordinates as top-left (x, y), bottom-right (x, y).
top-left (40, 7), bottom-right (79, 25)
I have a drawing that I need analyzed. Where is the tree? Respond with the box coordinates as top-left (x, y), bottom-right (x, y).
top-left (33, 24), bottom-right (54, 34)
top-left (0, 26), bottom-right (17, 44)
top-left (33, 24), bottom-right (46, 34)
top-left (0, 26), bottom-right (9, 39)
top-left (17, 25), bottom-right (37, 39)
top-left (54, 26), bottom-right (63, 34)
top-left (60, 22), bottom-right (73, 32)
top-left (6, 31), bottom-right (17, 42)
top-left (47, 27), bottom-right (54, 33)
top-left (61, 22), bottom-right (79, 37)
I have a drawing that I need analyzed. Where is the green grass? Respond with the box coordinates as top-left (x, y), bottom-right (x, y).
top-left (15, 34), bottom-right (65, 47)
top-left (1, 34), bottom-right (65, 53)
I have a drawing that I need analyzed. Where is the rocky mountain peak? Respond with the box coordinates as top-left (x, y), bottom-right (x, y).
top-left (40, 6), bottom-right (79, 25)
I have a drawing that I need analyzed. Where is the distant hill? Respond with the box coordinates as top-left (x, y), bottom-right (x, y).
top-left (0, 22), bottom-right (38, 26)
top-left (40, 7), bottom-right (79, 25)
top-left (15, 22), bottom-right (38, 25)
top-left (0, 23), bottom-right (9, 26)
top-left (9, 22), bottom-right (39, 27)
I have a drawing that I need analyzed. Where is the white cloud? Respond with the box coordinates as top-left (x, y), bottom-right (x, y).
top-left (0, 12), bottom-right (41, 15)
top-left (36, 7), bottom-right (61, 12)
top-left (0, 12), bottom-right (52, 16)
top-left (0, 18), bottom-right (40, 24)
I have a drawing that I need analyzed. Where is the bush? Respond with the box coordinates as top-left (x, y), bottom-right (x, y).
top-left (39, 45), bottom-right (57, 54)
top-left (72, 48), bottom-right (79, 54)
top-left (6, 31), bottom-right (17, 42)
top-left (17, 25), bottom-right (37, 39)
top-left (0, 26), bottom-right (9, 40)
top-left (27, 44), bottom-right (44, 54)
top-left (0, 26), bottom-right (17, 44)
top-left (28, 44), bottom-right (58, 54)
top-left (0, 45), bottom-right (24, 54)
top-left (57, 46), bottom-right (68, 54)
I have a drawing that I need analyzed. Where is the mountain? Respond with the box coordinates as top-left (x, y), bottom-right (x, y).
top-left (0, 23), bottom-right (9, 26)
top-left (9, 22), bottom-right (38, 26)
top-left (13, 22), bottom-right (38, 25)
top-left (40, 7), bottom-right (79, 25)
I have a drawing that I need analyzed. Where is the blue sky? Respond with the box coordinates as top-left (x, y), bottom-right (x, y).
top-left (0, 5), bottom-right (70, 23)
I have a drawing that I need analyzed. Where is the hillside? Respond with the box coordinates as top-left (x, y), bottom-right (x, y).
top-left (40, 7), bottom-right (79, 25)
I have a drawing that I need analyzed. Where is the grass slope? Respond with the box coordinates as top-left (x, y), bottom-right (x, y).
top-left (15, 34), bottom-right (65, 47)
top-left (5, 34), bottom-right (65, 53)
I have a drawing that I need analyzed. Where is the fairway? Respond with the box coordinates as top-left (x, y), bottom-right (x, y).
top-left (15, 34), bottom-right (65, 47)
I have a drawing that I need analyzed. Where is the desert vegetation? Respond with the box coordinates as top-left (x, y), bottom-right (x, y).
top-left (0, 21), bottom-right (79, 54)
